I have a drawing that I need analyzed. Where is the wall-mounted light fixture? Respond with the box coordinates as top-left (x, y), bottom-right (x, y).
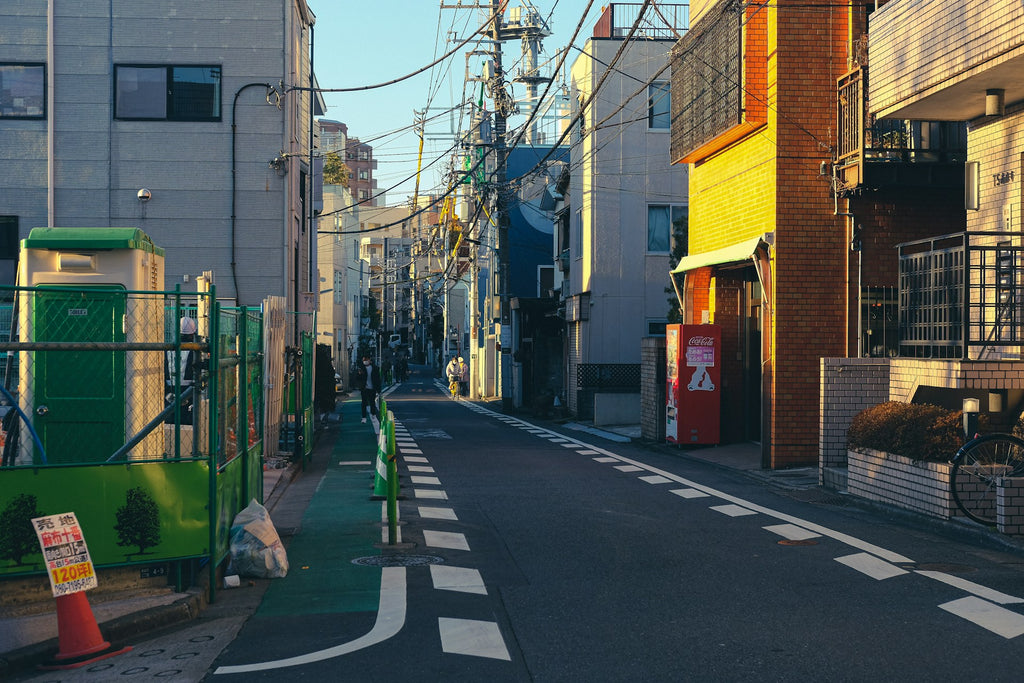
top-left (986, 89), bottom-right (1005, 117)
top-left (269, 155), bottom-right (288, 176)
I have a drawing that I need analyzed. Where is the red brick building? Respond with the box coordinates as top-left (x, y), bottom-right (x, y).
top-left (669, 0), bottom-right (964, 467)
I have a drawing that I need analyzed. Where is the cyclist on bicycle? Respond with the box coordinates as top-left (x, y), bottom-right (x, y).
top-left (446, 355), bottom-right (467, 398)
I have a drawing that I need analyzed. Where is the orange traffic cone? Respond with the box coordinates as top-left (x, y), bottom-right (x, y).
top-left (38, 592), bottom-right (131, 670)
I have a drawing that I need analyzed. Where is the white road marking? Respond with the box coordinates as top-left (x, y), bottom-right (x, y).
top-left (213, 567), bottom-right (406, 674)
top-left (711, 504), bottom-right (758, 517)
top-left (438, 618), bottom-right (511, 660)
top-left (414, 489), bottom-right (448, 500)
top-left (338, 461), bottom-right (368, 466)
top-left (547, 438), bottom-right (569, 443)
top-left (399, 448), bottom-right (424, 455)
top-left (834, 552), bottom-right (908, 580)
top-left (411, 476), bottom-right (442, 486)
top-left (614, 465), bottom-right (643, 473)
top-left (407, 465), bottom-right (435, 473)
top-left (671, 488), bottom-right (710, 499)
top-left (639, 475), bottom-right (672, 484)
top-left (430, 565), bottom-right (487, 595)
top-left (465, 402), bottom-right (1024, 616)
top-left (916, 571), bottom-right (1024, 605)
top-left (418, 506), bottom-right (458, 520)
top-left (404, 456), bottom-right (429, 463)
top-left (382, 523), bottom-right (402, 543)
top-left (939, 597), bottom-right (1024, 638)
top-left (424, 530), bottom-right (470, 551)
top-left (763, 524), bottom-right (821, 541)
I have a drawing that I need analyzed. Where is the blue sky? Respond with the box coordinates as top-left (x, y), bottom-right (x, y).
top-left (309, 1), bottom-right (602, 203)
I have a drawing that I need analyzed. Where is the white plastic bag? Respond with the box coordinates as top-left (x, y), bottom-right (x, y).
top-left (228, 499), bottom-right (288, 579)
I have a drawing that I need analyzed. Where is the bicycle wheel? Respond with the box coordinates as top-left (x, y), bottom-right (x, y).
top-left (951, 433), bottom-right (1024, 525)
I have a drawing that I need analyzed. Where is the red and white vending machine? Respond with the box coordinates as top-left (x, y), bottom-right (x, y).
top-left (666, 323), bottom-right (721, 445)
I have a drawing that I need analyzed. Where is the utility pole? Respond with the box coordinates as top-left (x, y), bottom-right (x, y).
top-left (490, 0), bottom-right (513, 412)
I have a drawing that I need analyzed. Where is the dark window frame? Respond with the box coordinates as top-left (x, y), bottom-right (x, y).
top-left (0, 63), bottom-right (46, 119)
top-left (114, 64), bottom-right (222, 121)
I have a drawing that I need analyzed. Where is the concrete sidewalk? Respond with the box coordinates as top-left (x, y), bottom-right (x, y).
top-left (0, 396), bottom-right (380, 676)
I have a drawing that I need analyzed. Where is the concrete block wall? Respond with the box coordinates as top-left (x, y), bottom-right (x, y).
top-left (997, 477), bottom-right (1024, 536)
top-left (848, 448), bottom-right (958, 520)
top-left (889, 360), bottom-right (1024, 402)
top-left (819, 357), bottom-right (890, 470)
top-left (640, 336), bottom-right (666, 442)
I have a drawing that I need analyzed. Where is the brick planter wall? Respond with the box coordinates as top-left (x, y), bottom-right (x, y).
top-left (848, 448), bottom-right (958, 519)
top-left (997, 477), bottom-right (1024, 536)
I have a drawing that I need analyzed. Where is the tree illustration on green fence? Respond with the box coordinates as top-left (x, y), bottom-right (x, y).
top-left (114, 487), bottom-right (161, 556)
top-left (0, 493), bottom-right (43, 568)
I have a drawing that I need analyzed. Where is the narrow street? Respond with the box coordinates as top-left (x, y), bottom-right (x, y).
top-left (19, 367), bottom-right (1024, 682)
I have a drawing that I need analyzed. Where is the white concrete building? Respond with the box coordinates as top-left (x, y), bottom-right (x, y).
top-left (565, 13), bottom-right (689, 418)
top-left (0, 1), bottom-right (322, 338)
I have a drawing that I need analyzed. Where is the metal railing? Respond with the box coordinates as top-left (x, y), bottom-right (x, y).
top-left (898, 232), bottom-right (1024, 358)
top-left (592, 3), bottom-right (689, 39)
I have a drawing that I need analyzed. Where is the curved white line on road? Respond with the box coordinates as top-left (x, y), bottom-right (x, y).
top-left (213, 566), bottom-right (406, 675)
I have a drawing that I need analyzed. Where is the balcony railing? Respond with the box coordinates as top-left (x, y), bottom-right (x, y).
top-left (898, 232), bottom-right (1024, 359)
top-left (592, 3), bottom-right (689, 39)
top-left (836, 67), bottom-right (967, 192)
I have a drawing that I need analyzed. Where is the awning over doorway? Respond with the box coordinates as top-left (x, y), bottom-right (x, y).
top-left (670, 234), bottom-right (772, 275)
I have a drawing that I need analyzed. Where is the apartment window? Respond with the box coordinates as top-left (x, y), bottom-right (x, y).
top-left (358, 169), bottom-right (369, 180)
top-left (538, 265), bottom-right (555, 297)
top-left (0, 63), bottom-right (45, 118)
top-left (115, 65), bottom-right (222, 120)
top-left (359, 189), bottom-right (369, 200)
top-left (574, 209), bottom-right (583, 260)
top-left (648, 81), bottom-right (670, 129)
top-left (647, 320), bottom-right (668, 336)
top-left (647, 204), bottom-right (686, 253)
top-left (0, 217), bottom-right (18, 285)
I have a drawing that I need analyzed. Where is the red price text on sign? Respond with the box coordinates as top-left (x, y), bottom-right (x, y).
top-left (32, 512), bottom-right (99, 597)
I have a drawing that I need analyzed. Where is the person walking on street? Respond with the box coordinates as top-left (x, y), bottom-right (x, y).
top-left (355, 355), bottom-right (381, 423)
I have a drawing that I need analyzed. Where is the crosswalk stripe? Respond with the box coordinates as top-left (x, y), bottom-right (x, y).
top-left (411, 476), bottom-right (442, 486)
top-left (763, 523), bottom-right (821, 541)
top-left (414, 489), bottom-right (448, 500)
top-left (710, 504), bottom-right (758, 517)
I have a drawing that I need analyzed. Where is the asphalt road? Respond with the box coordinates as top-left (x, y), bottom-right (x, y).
top-left (19, 367), bottom-right (1024, 681)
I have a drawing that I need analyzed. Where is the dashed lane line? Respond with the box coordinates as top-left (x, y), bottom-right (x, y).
top-left (834, 552), bottom-right (909, 581)
top-left (939, 597), bottom-right (1024, 639)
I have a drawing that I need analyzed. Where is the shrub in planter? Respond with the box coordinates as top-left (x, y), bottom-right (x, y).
top-left (847, 401), bottom-right (982, 463)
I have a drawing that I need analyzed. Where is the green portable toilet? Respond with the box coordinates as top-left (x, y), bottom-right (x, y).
top-left (16, 228), bottom-right (165, 465)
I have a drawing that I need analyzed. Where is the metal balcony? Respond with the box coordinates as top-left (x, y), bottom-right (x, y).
top-left (898, 232), bottom-right (1024, 359)
top-left (836, 67), bottom-right (966, 193)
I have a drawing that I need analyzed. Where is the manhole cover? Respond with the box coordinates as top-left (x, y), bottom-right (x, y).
top-left (352, 554), bottom-right (445, 567)
top-left (778, 539), bottom-right (819, 546)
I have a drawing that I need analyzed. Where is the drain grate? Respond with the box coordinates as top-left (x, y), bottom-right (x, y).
top-left (352, 554), bottom-right (445, 567)
top-left (778, 539), bottom-right (818, 546)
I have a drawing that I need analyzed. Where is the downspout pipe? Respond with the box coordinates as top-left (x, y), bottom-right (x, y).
top-left (231, 82), bottom-right (274, 306)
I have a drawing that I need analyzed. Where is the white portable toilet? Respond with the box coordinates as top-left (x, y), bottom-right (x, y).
top-left (17, 227), bottom-right (165, 464)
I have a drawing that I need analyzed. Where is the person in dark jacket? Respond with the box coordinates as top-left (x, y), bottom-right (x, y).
top-left (354, 355), bottom-right (381, 423)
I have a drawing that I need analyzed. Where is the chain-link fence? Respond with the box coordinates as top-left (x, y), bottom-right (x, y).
top-left (0, 284), bottom-right (267, 584)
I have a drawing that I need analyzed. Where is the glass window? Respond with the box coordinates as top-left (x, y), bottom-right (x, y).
top-left (647, 205), bottom-right (671, 252)
top-left (648, 81), bottom-right (670, 129)
top-left (0, 63), bottom-right (45, 118)
top-left (115, 65), bottom-right (221, 120)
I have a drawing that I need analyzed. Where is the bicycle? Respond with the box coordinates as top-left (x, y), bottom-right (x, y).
top-left (951, 432), bottom-right (1024, 525)
top-left (448, 378), bottom-right (460, 399)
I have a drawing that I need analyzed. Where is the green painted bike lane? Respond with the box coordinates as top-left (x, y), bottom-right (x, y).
top-left (257, 398), bottom-right (386, 617)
